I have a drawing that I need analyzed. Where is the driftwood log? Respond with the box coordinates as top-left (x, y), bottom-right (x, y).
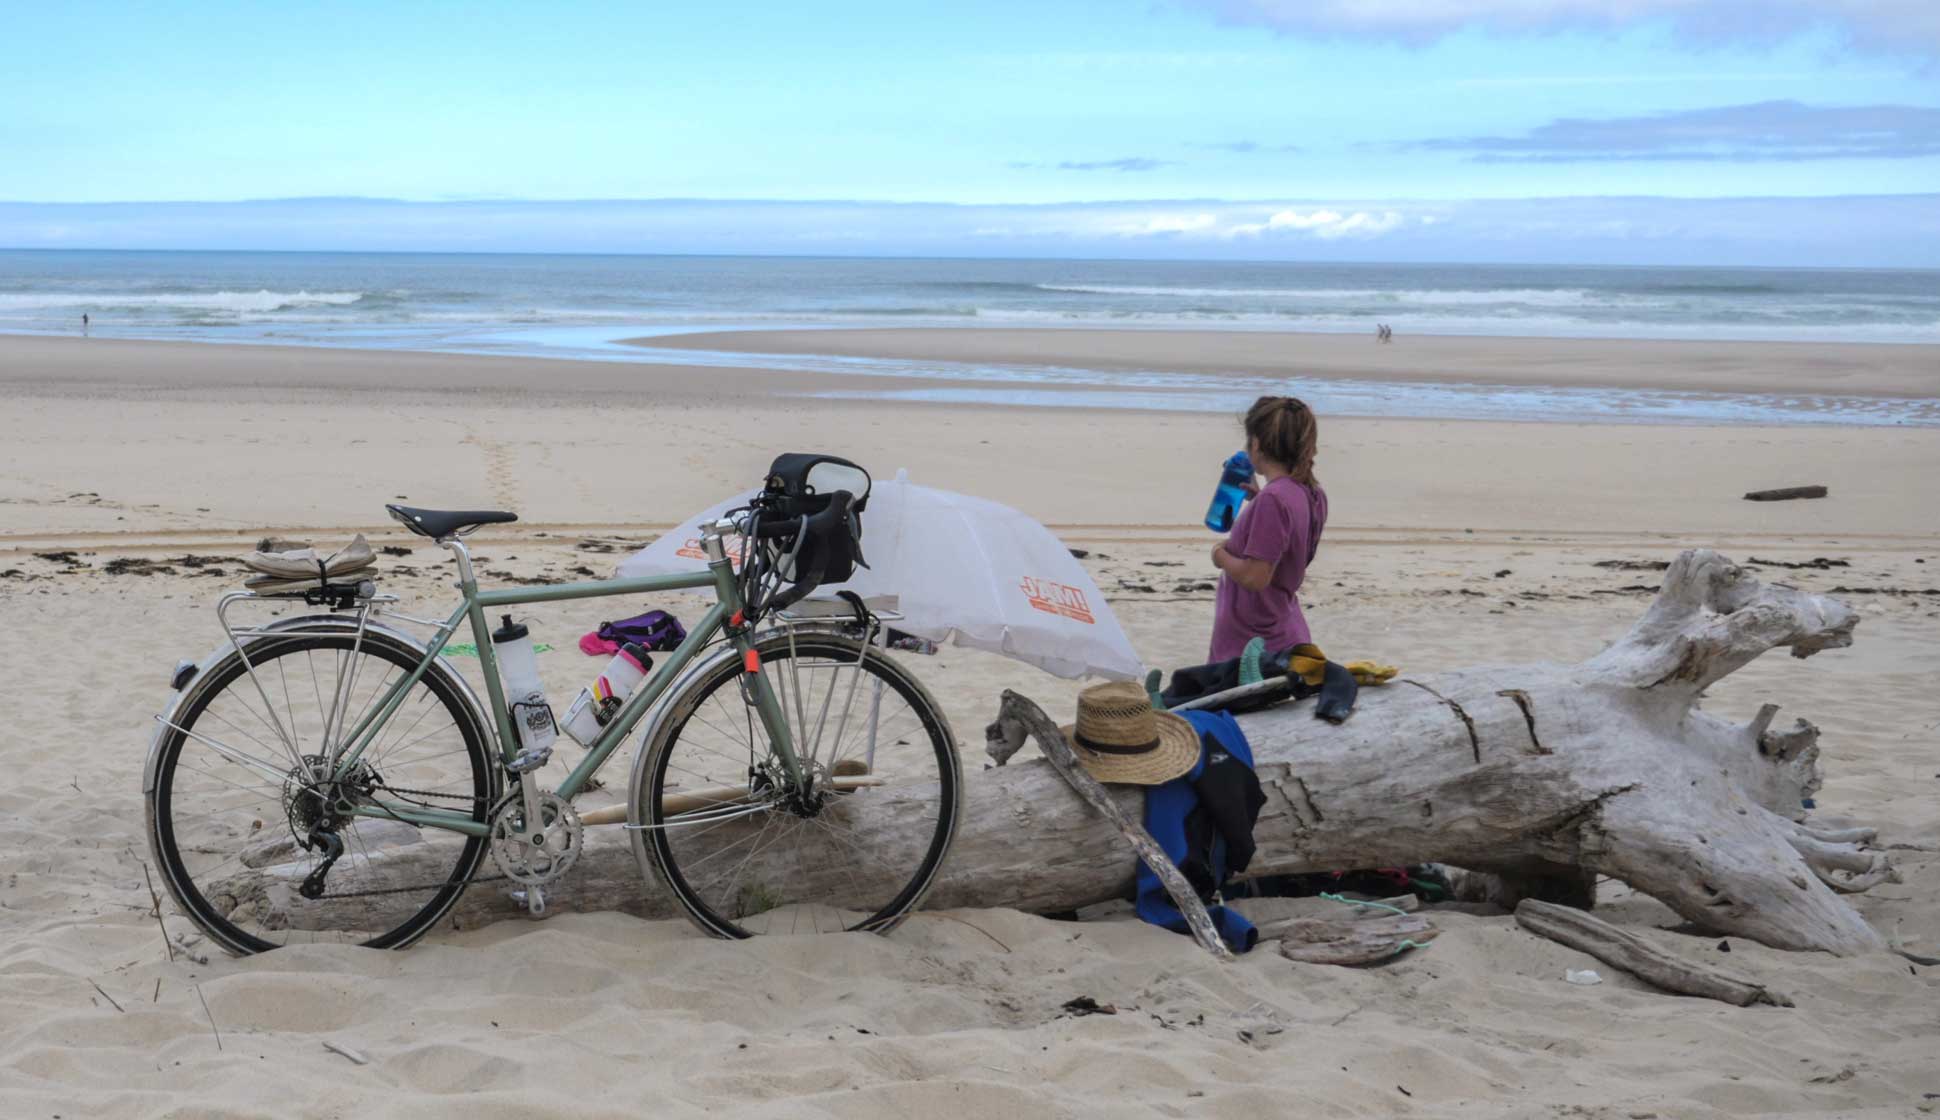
top-left (218, 550), bottom-right (1897, 955)
top-left (1514, 899), bottom-right (1793, 1006)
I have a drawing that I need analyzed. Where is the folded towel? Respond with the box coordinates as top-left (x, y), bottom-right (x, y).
top-left (243, 534), bottom-right (375, 580)
top-left (243, 566), bottom-right (378, 594)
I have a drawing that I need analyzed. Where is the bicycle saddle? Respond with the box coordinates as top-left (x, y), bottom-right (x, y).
top-left (385, 504), bottom-right (519, 540)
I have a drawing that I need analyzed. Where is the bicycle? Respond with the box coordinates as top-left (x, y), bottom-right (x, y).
top-left (144, 454), bottom-right (962, 954)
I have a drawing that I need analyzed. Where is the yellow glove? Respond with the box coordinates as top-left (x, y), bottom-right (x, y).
top-left (1344, 659), bottom-right (1398, 685)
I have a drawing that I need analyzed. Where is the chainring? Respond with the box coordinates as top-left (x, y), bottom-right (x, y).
top-left (488, 791), bottom-right (584, 886)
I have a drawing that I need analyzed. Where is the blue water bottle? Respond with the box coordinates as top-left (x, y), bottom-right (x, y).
top-left (1204, 450), bottom-right (1253, 532)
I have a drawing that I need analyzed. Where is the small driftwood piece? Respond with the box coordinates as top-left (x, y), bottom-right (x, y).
top-left (987, 690), bottom-right (1235, 963)
top-left (1515, 899), bottom-right (1792, 1007)
top-left (1273, 911), bottom-right (1439, 966)
top-left (322, 1040), bottom-right (371, 1065)
top-left (1744, 486), bottom-right (1828, 502)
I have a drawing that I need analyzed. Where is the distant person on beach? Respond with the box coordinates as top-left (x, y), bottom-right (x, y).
top-left (1208, 396), bottom-right (1327, 662)
top-left (81, 313), bottom-right (89, 335)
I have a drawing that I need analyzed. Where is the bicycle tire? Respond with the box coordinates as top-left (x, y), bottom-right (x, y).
top-left (629, 632), bottom-right (960, 938)
top-left (149, 630), bottom-right (496, 954)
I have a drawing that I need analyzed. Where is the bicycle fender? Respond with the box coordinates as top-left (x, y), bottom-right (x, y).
top-left (142, 614), bottom-right (492, 800)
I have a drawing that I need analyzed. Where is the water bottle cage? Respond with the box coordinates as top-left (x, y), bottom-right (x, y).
top-left (511, 699), bottom-right (557, 740)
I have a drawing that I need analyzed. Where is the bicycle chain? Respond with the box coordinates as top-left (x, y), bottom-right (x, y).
top-left (375, 782), bottom-right (492, 806)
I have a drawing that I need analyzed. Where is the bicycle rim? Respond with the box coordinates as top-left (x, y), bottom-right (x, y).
top-left (633, 634), bottom-right (960, 937)
top-left (150, 632), bottom-right (494, 953)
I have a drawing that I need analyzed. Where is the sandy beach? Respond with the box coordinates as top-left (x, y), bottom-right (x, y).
top-left (2, 331), bottom-right (1937, 1118)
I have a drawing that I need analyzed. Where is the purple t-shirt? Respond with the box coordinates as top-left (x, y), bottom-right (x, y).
top-left (1210, 477), bottom-right (1327, 662)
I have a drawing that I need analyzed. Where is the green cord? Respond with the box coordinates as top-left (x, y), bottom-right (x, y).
top-left (1320, 891), bottom-right (1412, 917)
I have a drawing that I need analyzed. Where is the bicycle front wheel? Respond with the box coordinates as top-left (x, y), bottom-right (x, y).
top-left (148, 630), bottom-right (497, 954)
top-left (630, 632), bottom-right (960, 937)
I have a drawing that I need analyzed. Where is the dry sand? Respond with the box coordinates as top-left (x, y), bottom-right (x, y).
top-left (2, 333), bottom-right (1937, 1117)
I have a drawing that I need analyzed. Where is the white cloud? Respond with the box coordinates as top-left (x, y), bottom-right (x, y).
top-left (1112, 212), bottom-right (1220, 235)
top-left (1184, 0), bottom-right (1940, 57)
top-left (1228, 209), bottom-right (1408, 238)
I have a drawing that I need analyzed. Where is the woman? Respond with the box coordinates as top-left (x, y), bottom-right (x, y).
top-left (1208, 396), bottom-right (1326, 662)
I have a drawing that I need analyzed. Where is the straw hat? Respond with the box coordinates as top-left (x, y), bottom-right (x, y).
top-left (1059, 681), bottom-right (1199, 786)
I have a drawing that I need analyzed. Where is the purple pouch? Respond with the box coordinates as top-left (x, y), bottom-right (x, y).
top-left (596, 610), bottom-right (687, 653)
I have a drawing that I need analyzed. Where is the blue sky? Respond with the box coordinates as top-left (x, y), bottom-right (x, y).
top-left (1, 0), bottom-right (1936, 262)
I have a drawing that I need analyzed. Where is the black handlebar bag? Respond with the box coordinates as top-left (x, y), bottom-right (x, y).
top-left (760, 453), bottom-right (872, 596)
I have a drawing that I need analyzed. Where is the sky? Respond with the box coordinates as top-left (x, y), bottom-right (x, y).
top-left (1, 0), bottom-right (1936, 263)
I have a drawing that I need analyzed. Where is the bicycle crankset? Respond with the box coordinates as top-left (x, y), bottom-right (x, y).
top-left (488, 791), bottom-right (583, 888)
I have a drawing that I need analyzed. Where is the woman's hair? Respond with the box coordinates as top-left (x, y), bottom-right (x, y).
top-left (1243, 396), bottom-right (1319, 486)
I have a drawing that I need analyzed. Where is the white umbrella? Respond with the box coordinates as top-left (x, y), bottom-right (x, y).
top-left (619, 470), bottom-right (1143, 680)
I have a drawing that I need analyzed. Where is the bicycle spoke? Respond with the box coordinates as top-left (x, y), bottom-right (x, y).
top-left (155, 633), bottom-right (489, 953)
top-left (638, 638), bottom-right (957, 939)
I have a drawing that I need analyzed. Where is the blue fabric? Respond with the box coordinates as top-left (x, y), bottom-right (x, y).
top-left (1134, 709), bottom-right (1259, 952)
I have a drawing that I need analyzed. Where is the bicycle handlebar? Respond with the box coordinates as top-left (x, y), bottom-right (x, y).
top-left (753, 490), bottom-right (854, 539)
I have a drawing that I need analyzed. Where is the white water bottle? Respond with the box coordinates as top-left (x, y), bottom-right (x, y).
top-left (562, 642), bottom-right (652, 747)
top-left (491, 615), bottom-right (557, 752)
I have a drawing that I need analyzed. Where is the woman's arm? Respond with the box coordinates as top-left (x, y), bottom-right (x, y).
top-left (1212, 542), bottom-right (1276, 592)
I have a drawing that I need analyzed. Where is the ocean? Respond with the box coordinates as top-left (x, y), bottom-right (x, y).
top-left (3, 250), bottom-right (1936, 425)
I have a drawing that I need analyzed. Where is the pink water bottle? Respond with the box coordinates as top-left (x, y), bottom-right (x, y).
top-left (561, 642), bottom-right (652, 747)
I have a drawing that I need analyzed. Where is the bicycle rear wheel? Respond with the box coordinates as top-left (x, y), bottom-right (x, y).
top-left (148, 630), bottom-right (496, 954)
top-left (629, 632), bottom-right (960, 937)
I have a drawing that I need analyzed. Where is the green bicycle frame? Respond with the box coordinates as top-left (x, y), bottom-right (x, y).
top-left (327, 537), bottom-right (802, 838)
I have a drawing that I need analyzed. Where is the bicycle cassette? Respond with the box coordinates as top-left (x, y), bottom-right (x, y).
top-left (489, 792), bottom-right (583, 886)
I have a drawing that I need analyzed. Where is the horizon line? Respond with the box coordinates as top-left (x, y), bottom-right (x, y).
top-left (4, 244), bottom-right (1935, 273)
top-left (6, 191), bottom-right (1940, 207)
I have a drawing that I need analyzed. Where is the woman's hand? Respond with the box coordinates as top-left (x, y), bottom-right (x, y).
top-left (1212, 543), bottom-right (1276, 592)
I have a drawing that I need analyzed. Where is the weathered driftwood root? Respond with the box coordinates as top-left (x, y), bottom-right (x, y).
top-left (221, 550), bottom-right (1897, 954)
top-left (1515, 900), bottom-right (1793, 1007)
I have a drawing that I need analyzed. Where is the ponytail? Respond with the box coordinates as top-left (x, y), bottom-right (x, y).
top-left (1243, 396), bottom-right (1318, 487)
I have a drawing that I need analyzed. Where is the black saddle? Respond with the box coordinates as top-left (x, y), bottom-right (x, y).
top-left (385, 504), bottom-right (518, 540)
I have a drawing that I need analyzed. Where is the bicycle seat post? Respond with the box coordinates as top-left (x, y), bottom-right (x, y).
top-left (441, 537), bottom-right (478, 589)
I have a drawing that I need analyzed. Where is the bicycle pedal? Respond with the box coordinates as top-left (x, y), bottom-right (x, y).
top-left (509, 886), bottom-right (548, 917)
top-left (507, 745), bottom-right (553, 774)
